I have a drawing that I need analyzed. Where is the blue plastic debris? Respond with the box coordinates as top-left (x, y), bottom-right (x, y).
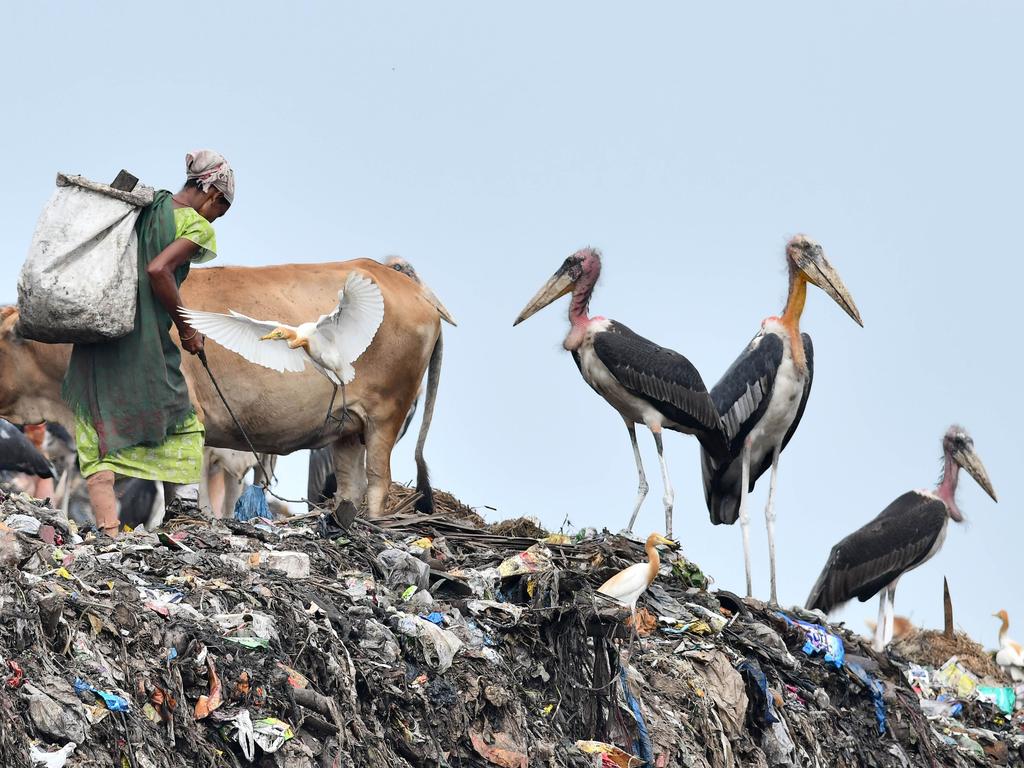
top-left (234, 484), bottom-right (272, 522)
top-left (423, 612), bottom-right (445, 626)
top-left (74, 678), bottom-right (130, 712)
top-left (846, 661), bottom-right (887, 734)
top-left (738, 659), bottom-right (779, 726)
top-left (619, 666), bottom-right (654, 764)
top-left (777, 613), bottom-right (845, 668)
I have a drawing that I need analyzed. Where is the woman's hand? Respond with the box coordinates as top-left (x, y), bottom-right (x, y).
top-left (180, 326), bottom-right (205, 355)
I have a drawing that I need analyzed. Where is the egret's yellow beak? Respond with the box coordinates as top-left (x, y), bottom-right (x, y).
top-left (655, 534), bottom-right (678, 548)
top-left (260, 328), bottom-right (288, 341)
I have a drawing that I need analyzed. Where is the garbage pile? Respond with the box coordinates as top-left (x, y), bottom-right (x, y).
top-left (0, 485), bottom-right (1022, 768)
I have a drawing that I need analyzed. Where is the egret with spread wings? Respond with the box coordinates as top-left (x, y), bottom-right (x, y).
top-left (514, 247), bottom-right (727, 538)
top-left (701, 235), bottom-right (862, 605)
top-left (181, 271), bottom-right (385, 422)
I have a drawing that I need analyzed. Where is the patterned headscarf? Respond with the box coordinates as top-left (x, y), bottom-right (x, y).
top-left (185, 149), bottom-right (235, 204)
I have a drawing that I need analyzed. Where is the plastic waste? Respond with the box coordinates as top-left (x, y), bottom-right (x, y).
top-left (29, 741), bottom-right (77, 768)
top-left (233, 485), bottom-right (272, 522)
top-left (846, 661), bottom-right (887, 734)
top-left (18, 173), bottom-right (155, 343)
top-left (5, 514), bottom-right (42, 534)
top-left (934, 656), bottom-right (979, 699)
top-left (73, 678), bottom-right (130, 712)
top-left (777, 612), bottom-right (845, 668)
top-left (396, 615), bottom-right (463, 672)
top-left (235, 709), bottom-right (255, 761)
top-left (919, 696), bottom-right (963, 719)
top-left (253, 717), bottom-right (294, 753)
top-left (977, 685), bottom-right (1016, 715)
top-left (376, 548), bottom-right (430, 590)
top-left (497, 544), bottom-right (552, 577)
top-left (466, 599), bottom-right (524, 626)
top-left (573, 740), bottom-right (642, 767)
top-left (220, 550), bottom-right (311, 578)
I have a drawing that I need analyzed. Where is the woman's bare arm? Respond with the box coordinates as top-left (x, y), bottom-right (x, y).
top-left (146, 238), bottom-right (204, 354)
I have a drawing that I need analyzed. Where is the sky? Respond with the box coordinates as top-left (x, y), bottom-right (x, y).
top-left (2, 2), bottom-right (1021, 649)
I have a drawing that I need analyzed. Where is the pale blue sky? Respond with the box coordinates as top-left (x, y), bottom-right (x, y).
top-left (2, 2), bottom-right (1021, 648)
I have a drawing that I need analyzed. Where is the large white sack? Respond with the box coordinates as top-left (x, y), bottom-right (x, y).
top-left (17, 174), bottom-right (154, 343)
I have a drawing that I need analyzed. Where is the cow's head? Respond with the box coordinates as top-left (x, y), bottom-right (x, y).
top-left (0, 307), bottom-right (73, 427)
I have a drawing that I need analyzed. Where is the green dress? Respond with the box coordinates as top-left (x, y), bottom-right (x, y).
top-left (67, 203), bottom-right (217, 484)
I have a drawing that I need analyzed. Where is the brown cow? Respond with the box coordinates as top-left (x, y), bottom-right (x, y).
top-left (0, 258), bottom-right (442, 517)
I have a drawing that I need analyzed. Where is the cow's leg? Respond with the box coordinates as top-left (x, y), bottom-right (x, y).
top-left (207, 467), bottom-right (226, 518)
top-left (221, 473), bottom-right (245, 519)
top-left (331, 434), bottom-right (368, 522)
top-left (365, 417), bottom-right (403, 518)
top-left (253, 454), bottom-right (277, 487)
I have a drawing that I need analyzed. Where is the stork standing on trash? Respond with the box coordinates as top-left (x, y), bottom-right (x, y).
top-left (806, 426), bottom-right (997, 652)
top-left (701, 235), bottom-right (862, 604)
top-left (514, 248), bottom-right (727, 538)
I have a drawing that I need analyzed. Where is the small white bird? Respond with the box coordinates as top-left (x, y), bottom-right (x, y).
top-left (597, 532), bottom-right (676, 613)
top-left (994, 609), bottom-right (1024, 682)
top-left (181, 271), bottom-right (385, 387)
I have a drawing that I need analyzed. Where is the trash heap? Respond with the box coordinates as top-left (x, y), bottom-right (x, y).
top-left (0, 485), bottom-right (1022, 768)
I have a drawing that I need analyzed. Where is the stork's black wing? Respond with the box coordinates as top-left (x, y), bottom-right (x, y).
top-left (592, 321), bottom-right (726, 458)
top-left (0, 419), bottom-right (53, 478)
top-left (805, 491), bottom-right (948, 613)
top-left (700, 332), bottom-right (783, 524)
top-left (307, 447), bottom-right (337, 511)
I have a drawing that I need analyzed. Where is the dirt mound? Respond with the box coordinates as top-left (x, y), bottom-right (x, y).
top-left (892, 629), bottom-right (1005, 680)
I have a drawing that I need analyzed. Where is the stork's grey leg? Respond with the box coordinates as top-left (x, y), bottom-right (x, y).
top-left (764, 447), bottom-right (781, 606)
top-left (624, 422), bottom-right (649, 533)
top-left (739, 439), bottom-right (753, 598)
top-left (652, 430), bottom-right (674, 538)
top-left (873, 591), bottom-right (887, 652)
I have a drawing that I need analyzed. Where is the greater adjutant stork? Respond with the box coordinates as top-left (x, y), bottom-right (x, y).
top-left (701, 235), bottom-right (862, 604)
top-left (514, 248), bottom-right (726, 537)
top-left (806, 426), bottom-right (997, 652)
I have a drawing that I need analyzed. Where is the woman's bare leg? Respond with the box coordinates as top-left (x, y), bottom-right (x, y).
top-left (86, 471), bottom-right (118, 537)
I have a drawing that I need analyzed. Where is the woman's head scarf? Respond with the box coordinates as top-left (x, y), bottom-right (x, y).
top-left (185, 150), bottom-right (235, 204)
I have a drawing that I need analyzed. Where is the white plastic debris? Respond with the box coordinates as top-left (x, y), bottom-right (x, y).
top-left (30, 741), bottom-right (77, 768)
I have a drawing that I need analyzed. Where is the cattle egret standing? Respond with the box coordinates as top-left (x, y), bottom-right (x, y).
top-left (514, 248), bottom-right (727, 538)
top-left (598, 532), bottom-right (677, 625)
top-left (806, 426), bottom-right (997, 652)
top-left (994, 610), bottom-right (1024, 681)
top-left (701, 235), bottom-right (862, 605)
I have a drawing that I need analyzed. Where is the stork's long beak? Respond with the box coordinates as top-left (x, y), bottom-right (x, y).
top-left (953, 444), bottom-right (998, 502)
top-left (420, 283), bottom-right (458, 326)
top-left (513, 268), bottom-right (575, 326)
top-left (800, 250), bottom-right (863, 327)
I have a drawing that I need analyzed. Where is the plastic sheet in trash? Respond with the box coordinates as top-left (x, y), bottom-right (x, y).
top-left (977, 685), bottom-right (1016, 715)
top-left (497, 544), bottom-right (552, 577)
top-left (73, 678), bottom-right (130, 712)
top-left (847, 660), bottom-right (887, 734)
top-left (377, 548), bottom-right (430, 589)
top-left (777, 612), bottom-right (845, 668)
top-left (396, 615), bottom-right (463, 672)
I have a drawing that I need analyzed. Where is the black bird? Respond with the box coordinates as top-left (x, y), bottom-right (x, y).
top-left (514, 247), bottom-right (727, 538)
top-left (701, 235), bottom-right (862, 604)
top-left (806, 425), bottom-right (997, 651)
top-left (0, 419), bottom-right (53, 478)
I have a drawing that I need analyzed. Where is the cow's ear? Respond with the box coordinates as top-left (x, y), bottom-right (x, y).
top-left (0, 307), bottom-right (19, 337)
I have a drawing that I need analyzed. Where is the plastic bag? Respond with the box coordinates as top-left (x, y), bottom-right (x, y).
top-left (17, 173), bottom-right (154, 343)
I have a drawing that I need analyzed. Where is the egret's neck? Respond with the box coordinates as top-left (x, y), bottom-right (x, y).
top-left (936, 453), bottom-right (962, 522)
top-left (564, 267), bottom-right (599, 350)
top-left (645, 540), bottom-right (661, 586)
top-left (998, 615), bottom-right (1010, 644)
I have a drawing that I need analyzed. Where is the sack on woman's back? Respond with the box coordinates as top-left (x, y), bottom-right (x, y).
top-left (17, 173), bottom-right (154, 344)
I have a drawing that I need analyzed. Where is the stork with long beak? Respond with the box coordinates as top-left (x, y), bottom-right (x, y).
top-left (514, 248), bottom-right (727, 537)
top-left (701, 235), bottom-right (862, 605)
top-left (806, 426), bottom-right (997, 652)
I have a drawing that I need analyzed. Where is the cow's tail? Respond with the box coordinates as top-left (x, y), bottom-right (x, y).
top-left (414, 330), bottom-right (442, 514)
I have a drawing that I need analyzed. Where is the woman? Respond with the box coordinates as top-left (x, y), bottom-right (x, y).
top-left (62, 150), bottom-right (234, 537)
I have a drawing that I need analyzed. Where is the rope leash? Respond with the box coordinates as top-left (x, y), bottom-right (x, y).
top-left (196, 349), bottom-right (321, 508)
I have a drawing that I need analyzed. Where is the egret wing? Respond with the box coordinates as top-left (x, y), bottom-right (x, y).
top-left (180, 308), bottom-right (308, 373)
top-left (314, 271), bottom-right (385, 384)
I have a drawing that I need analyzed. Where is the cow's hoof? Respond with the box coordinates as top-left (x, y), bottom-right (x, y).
top-left (332, 498), bottom-right (359, 530)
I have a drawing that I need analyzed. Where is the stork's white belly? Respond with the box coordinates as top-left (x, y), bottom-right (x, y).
top-left (747, 351), bottom-right (805, 460)
top-left (577, 325), bottom-right (668, 429)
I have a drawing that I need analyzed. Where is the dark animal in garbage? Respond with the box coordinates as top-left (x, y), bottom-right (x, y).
top-left (0, 419), bottom-right (53, 478)
top-left (0, 257), bottom-right (446, 519)
top-left (514, 247), bottom-right (726, 538)
top-left (806, 425), bottom-right (997, 652)
top-left (701, 235), bottom-right (862, 605)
